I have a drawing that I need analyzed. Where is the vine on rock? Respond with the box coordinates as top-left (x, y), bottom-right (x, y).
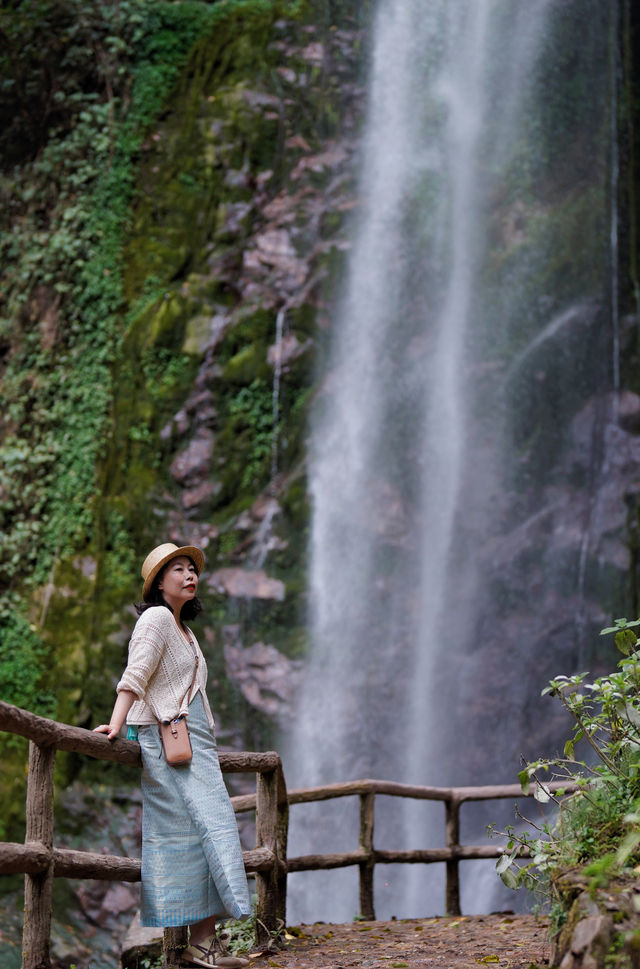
top-left (0, 0), bottom-right (272, 836)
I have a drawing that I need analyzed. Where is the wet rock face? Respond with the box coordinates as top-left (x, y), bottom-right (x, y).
top-left (552, 874), bottom-right (640, 969)
top-left (169, 430), bottom-right (215, 485)
top-left (428, 384), bottom-right (640, 785)
top-left (224, 629), bottom-right (305, 723)
top-left (80, 9), bottom-right (366, 743)
top-left (209, 568), bottom-right (286, 601)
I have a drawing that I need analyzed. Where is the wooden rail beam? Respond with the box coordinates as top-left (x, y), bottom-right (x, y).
top-left (288, 778), bottom-right (576, 804)
top-left (287, 849), bottom-right (368, 872)
top-left (0, 701), bottom-right (141, 766)
top-left (374, 845), bottom-right (505, 864)
top-left (2, 844), bottom-right (276, 881)
top-left (452, 781), bottom-right (577, 802)
top-left (219, 751), bottom-right (282, 773)
top-left (52, 849), bottom-right (141, 881)
top-left (0, 843), bottom-right (51, 876)
top-left (0, 702), bottom-right (282, 773)
top-left (373, 847), bottom-right (452, 864)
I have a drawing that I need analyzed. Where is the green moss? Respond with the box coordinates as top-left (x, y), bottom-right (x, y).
top-left (0, 0), bottom-right (362, 836)
top-left (224, 344), bottom-right (270, 383)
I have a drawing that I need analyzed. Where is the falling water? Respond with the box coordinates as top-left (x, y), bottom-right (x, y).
top-left (271, 307), bottom-right (286, 482)
top-left (284, 0), bottom-right (615, 921)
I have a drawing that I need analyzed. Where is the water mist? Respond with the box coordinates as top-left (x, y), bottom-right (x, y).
top-left (283, 0), bottom-right (615, 922)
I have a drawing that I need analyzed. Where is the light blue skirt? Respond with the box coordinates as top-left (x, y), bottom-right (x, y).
top-left (137, 692), bottom-right (251, 927)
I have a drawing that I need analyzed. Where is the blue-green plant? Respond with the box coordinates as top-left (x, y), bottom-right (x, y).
top-left (493, 619), bottom-right (640, 903)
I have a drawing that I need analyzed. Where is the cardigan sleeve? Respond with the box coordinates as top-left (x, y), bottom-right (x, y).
top-left (116, 607), bottom-right (171, 699)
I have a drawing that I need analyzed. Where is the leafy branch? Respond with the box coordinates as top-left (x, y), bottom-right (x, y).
top-left (493, 618), bottom-right (640, 904)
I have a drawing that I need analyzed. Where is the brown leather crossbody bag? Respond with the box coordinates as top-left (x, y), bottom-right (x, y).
top-left (158, 637), bottom-right (199, 766)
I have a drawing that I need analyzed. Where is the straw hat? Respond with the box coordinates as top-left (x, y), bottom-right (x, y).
top-left (141, 543), bottom-right (205, 600)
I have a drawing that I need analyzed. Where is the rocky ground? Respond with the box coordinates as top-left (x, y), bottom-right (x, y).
top-left (250, 914), bottom-right (550, 968)
top-left (122, 913), bottom-right (550, 969)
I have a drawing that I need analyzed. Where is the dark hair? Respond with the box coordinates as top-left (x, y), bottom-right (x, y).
top-left (135, 555), bottom-right (203, 620)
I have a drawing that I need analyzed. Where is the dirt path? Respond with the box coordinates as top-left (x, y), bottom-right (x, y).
top-left (255, 914), bottom-right (551, 968)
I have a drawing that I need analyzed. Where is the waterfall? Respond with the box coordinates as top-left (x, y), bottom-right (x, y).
top-left (271, 307), bottom-right (286, 483)
top-left (283, 0), bottom-right (615, 922)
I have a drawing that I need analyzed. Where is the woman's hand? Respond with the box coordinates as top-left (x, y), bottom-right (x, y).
top-left (93, 690), bottom-right (137, 741)
top-left (93, 723), bottom-right (120, 740)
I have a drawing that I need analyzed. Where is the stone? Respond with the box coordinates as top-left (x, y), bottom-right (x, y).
top-left (224, 637), bottom-right (305, 722)
top-left (245, 227), bottom-right (307, 287)
top-left (286, 134), bottom-right (312, 151)
top-left (169, 430), bottom-right (214, 484)
top-left (216, 201), bottom-right (253, 241)
top-left (181, 523), bottom-right (219, 548)
top-left (617, 390), bottom-right (640, 433)
top-left (251, 495), bottom-right (281, 521)
top-left (181, 480), bottom-right (219, 510)
top-left (268, 332), bottom-right (313, 369)
top-left (96, 883), bottom-right (139, 928)
top-left (182, 314), bottom-right (214, 355)
top-left (571, 915), bottom-right (610, 954)
top-left (291, 144), bottom-right (348, 180)
top-left (121, 912), bottom-right (163, 969)
top-left (241, 88), bottom-right (281, 110)
top-left (574, 892), bottom-right (602, 920)
top-left (208, 567), bottom-right (285, 601)
top-left (160, 407), bottom-right (190, 440)
top-left (300, 41), bottom-right (324, 65)
top-left (276, 65), bottom-right (297, 84)
top-left (73, 555), bottom-right (97, 580)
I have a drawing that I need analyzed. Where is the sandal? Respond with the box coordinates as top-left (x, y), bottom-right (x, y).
top-left (182, 934), bottom-right (250, 968)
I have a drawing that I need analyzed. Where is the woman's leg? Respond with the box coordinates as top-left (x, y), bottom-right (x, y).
top-left (184, 916), bottom-right (250, 968)
top-left (189, 915), bottom-right (216, 946)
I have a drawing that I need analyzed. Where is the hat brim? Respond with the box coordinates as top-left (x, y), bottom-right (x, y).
top-left (142, 545), bottom-right (205, 600)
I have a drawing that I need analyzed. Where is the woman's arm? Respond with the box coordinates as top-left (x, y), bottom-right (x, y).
top-left (95, 609), bottom-right (168, 737)
top-left (93, 689), bottom-right (137, 740)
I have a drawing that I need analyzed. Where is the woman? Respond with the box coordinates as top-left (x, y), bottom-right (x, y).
top-left (94, 542), bottom-right (251, 969)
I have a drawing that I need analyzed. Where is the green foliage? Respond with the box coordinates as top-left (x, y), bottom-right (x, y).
top-left (136, 956), bottom-right (164, 969)
top-left (0, 0), bottom-right (324, 839)
top-left (0, 604), bottom-right (55, 719)
top-left (141, 347), bottom-right (194, 404)
top-left (493, 619), bottom-right (640, 907)
top-left (226, 378), bottom-right (277, 491)
top-left (0, 0), bottom-right (250, 832)
top-left (0, 0), bottom-right (223, 673)
top-left (0, 602), bottom-right (56, 837)
top-left (219, 899), bottom-right (258, 953)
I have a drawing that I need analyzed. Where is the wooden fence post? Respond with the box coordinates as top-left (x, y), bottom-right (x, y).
top-left (22, 742), bottom-right (55, 969)
top-left (163, 926), bottom-right (188, 967)
top-left (275, 766), bottom-right (289, 926)
top-left (445, 796), bottom-right (461, 917)
top-left (358, 791), bottom-right (376, 920)
top-left (256, 768), bottom-right (279, 942)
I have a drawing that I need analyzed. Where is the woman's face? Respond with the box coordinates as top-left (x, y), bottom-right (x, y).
top-left (157, 555), bottom-right (199, 612)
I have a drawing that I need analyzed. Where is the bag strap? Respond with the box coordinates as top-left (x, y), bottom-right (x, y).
top-left (180, 633), bottom-right (199, 709)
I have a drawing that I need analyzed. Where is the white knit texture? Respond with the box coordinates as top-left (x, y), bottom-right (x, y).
top-left (117, 606), bottom-right (215, 729)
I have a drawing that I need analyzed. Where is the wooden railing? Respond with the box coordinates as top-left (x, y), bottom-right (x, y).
top-left (0, 700), bottom-right (571, 968)
top-left (0, 701), bottom-right (287, 969)
top-left (285, 778), bottom-right (570, 920)
top-left (226, 776), bottom-right (573, 921)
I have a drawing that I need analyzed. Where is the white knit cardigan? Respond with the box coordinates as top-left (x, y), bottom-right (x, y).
top-left (116, 606), bottom-right (215, 729)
